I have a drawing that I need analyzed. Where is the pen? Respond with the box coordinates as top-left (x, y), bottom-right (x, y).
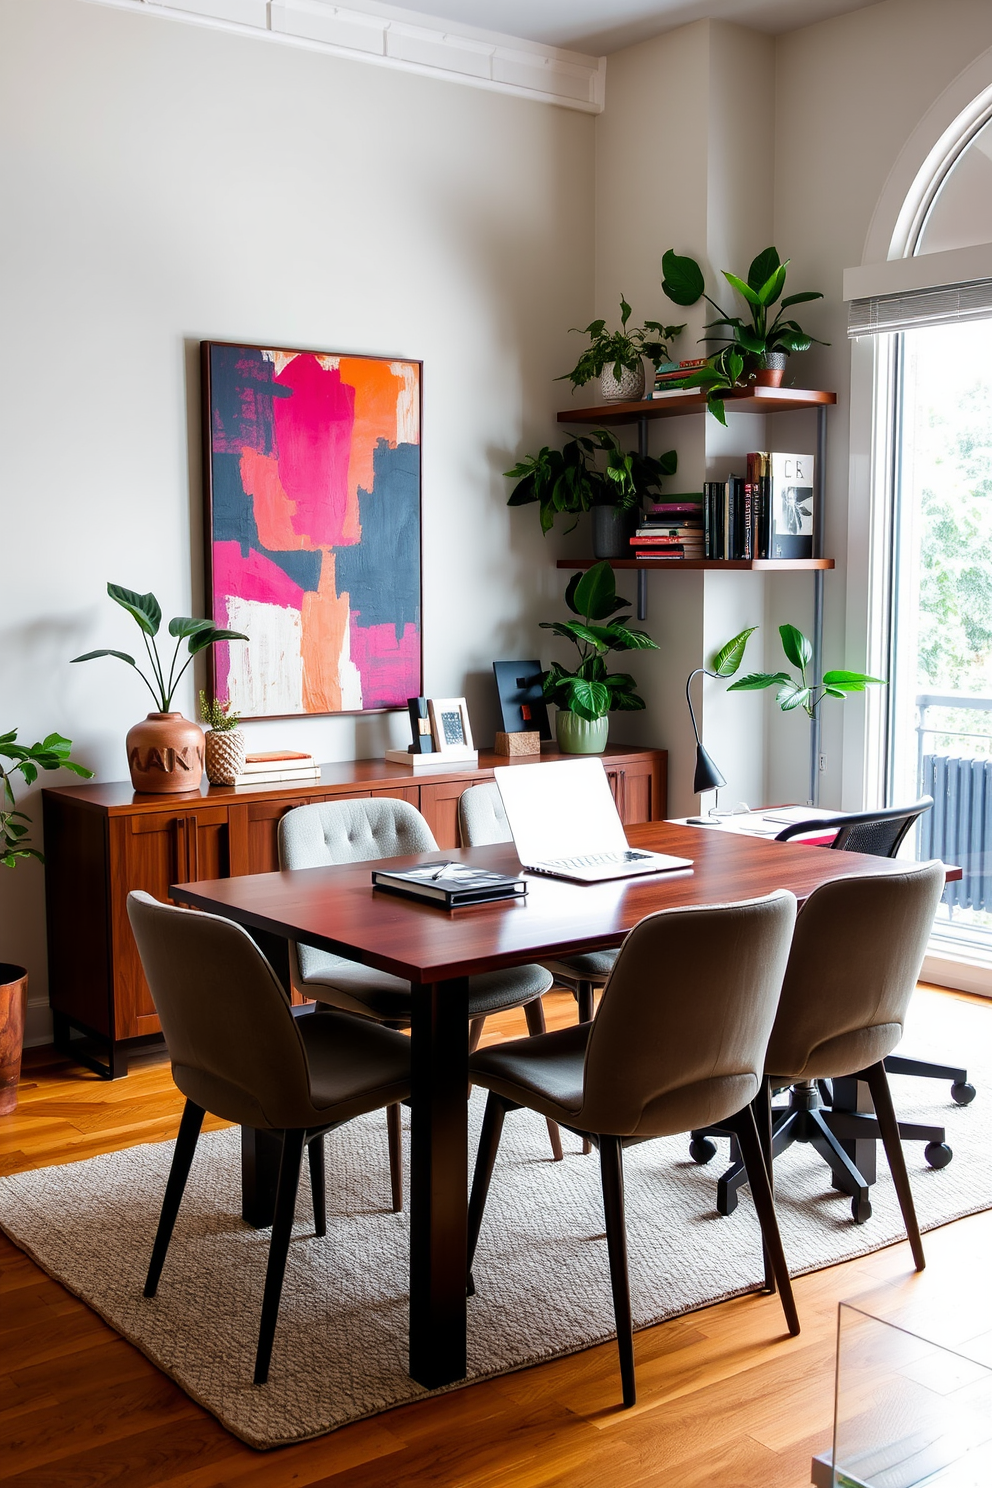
top-left (430, 865), bottom-right (448, 880)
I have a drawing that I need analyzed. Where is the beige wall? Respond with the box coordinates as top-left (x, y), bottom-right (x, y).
top-left (0, 0), bottom-right (594, 1038)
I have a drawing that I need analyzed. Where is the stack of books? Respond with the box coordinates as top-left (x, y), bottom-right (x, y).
top-left (231, 750), bottom-right (321, 786)
top-left (650, 358), bottom-right (707, 397)
top-left (703, 452), bottom-right (815, 561)
top-left (631, 499), bottom-right (705, 560)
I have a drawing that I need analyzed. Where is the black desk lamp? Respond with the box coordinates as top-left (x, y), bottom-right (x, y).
top-left (685, 667), bottom-right (726, 824)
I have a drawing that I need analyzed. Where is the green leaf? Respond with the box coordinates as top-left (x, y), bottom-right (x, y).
top-left (712, 627), bottom-right (757, 677)
top-left (779, 624), bottom-right (813, 670)
top-left (565, 678), bottom-right (611, 721)
top-left (735, 327), bottom-right (766, 355)
top-left (821, 669), bottom-right (886, 690)
top-left (747, 247), bottom-right (780, 292)
top-left (169, 616), bottom-right (216, 639)
top-left (772, 329), bottom-right (812, 353)
top-left (727, 672), bottom-right (790, 691)
top-left (619, 295), bottom-right (632, 328)
top-left (777, 683), bottom-right (811, 712)
top-left (187, 627), bottom-right (249, 655)
top-left (70, 648), bottom-right (137, 666)
top-left (604, 624), bottom-right (660, 651)
top-left (572, 561), bottom-right (619, 622)
top-left (780, 290), bottom-right (822, 310)
top-left (723, 270), bottom-right (762, 307)
top-left (708, 396), bottom-right (728, 425)
top-left (608, 689), bottom-right (645, 711)
top-left (756, 263), bottom-right (788, 307)
top-left (107, 584), bottom-right (162, 636)
top-left (661, 249), bottom-right (705, 306)
top-left (823, 686), bottom-right (848, 700)
top-left (540, 620), bottom-right (610, 651)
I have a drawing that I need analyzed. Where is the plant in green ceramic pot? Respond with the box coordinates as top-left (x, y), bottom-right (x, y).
top-left (541, 562), bottom-right (659, 754)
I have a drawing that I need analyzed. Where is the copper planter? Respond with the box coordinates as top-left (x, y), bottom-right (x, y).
top-left (0, 964), bottom-right (27, 1116)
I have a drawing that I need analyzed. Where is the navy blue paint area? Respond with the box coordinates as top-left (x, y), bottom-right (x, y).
top-left (211, 453), bottom-right (260, 556)
top-left (264, 547), bottom-right (322, 592)
top-left (334, 440), bottom-right (421, 638)
top-left (209, 344), bottom-right (292, 458)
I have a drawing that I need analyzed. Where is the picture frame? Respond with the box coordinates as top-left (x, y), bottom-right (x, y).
top-left (428, 697), bottom-right (474, 754)
top-left (201, 340), bottom-right (423, 720)
top-left (492, 660), bottom-right (551, 739)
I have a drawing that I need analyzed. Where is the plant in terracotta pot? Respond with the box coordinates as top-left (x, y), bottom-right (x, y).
top-left (558, 296), bottom-right (685, 403)
top-left (199, 692), bottom-right (246, 785)
top-left (661, 246), bottom-right (827, 410)
top-left (71, 584), bottom-right (247, 795)
top-left (505, 430), bottom-right (677, 554)
top-left (1, 728), bottom-right (92, 1114)
top-left (540, 562), bottom-right (658, 754)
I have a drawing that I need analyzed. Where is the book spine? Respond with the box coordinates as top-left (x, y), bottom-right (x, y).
top-left (743, 481), bottom-right (753, 562)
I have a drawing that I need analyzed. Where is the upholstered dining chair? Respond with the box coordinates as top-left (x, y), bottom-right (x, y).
top-left (278, 797), bottom-right (561, 1179)
top-left (126, 889), bottom-right (412, 1386)
top-left (458, 781), bottom-right (616, 1022)
top-left (691, 861), bottom-right (946, 1244)
top-left (465, 891), bottom-right (800, 1408)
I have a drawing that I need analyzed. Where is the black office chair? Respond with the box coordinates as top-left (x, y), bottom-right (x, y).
top-left (774, 798), bottom-right (975, 1107)
top-left (691, 798), bottom-right (968, 1221)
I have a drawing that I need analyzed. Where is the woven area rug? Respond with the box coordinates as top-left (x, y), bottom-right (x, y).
top-left (0, 990), bottom-right (989, 1449)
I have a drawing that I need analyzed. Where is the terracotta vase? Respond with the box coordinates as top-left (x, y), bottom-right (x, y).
top-left (0, 965), bottom-right (28, 1117)
top-left (126, 713), bottom-right (204, 794)
top-left (754, 352), bottom-right (788, 387)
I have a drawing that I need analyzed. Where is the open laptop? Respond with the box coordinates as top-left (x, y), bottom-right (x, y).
top-left (494, 757), bottom-right (692, 883)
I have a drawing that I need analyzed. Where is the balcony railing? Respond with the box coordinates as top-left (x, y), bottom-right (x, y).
top-left (916, 693), bottom-right (992, 915)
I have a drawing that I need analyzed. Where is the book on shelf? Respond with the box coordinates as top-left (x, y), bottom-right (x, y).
top-left (769, 451), bottom-right (814, 559)
top-left (651, 386), bottom-right (699, 400)
top-left (371, 860), bottom-right (527, 909)
top-left (643, 499), bottom-right (704, 517)
top-left (654, 358), bottom-right (707, 374)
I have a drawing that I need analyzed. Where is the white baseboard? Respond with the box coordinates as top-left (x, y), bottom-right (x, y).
top-left (922, 951), bottom-right (992, 998)
top-left (24, 1001), bottom-right (54, 1048)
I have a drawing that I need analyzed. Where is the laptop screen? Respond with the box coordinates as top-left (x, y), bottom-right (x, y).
top-left (494, 758), bottom-right (629, 864)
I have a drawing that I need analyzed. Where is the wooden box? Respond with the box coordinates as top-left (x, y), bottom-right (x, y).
top-left (494, 731), bottom-right (541, 756)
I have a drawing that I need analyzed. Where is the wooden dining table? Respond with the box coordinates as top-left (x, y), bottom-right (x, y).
top-left (171, 819), bottom-right (924, 1391)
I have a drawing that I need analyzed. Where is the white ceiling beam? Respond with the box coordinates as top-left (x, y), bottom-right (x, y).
top-left (77, 0), bottom-right (607, 112)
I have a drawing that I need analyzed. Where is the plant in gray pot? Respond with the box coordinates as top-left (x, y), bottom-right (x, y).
top-left (1, 728), bottom-right (92, 1113)
top-left (540, 562), bottom-right (658, 754)
top-left (505, 431), bottom-right (677, 557)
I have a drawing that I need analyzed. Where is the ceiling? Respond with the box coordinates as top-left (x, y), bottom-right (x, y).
top-left (385, 0), bottom-right (882, 55)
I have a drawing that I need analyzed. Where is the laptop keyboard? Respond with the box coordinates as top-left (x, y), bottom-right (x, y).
top-left (541, 849), bottom-right (652, 870)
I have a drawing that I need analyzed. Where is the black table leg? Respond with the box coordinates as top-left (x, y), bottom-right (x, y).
top-left (409, 976), bottom-right (470, 1389)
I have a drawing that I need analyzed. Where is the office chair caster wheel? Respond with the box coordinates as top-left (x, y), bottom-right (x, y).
top-left (689, 1137), bottom-right (717, 1165)
top-left (851, 1193), bottom-right (872, 1224)
top-left (925, 1141), bottom-right (953, 1168)
top-left (951, 1081), bottom-right (976, 1106)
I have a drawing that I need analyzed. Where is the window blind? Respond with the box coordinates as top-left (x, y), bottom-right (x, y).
top-left (848, 278), bottom-right (992, 336)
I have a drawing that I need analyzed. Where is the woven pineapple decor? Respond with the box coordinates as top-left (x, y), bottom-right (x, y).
top-left (204, 729), bottom-right (246, 785)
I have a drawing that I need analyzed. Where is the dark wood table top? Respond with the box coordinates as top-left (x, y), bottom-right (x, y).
top-left (172, 820), bottom-right (917, 984)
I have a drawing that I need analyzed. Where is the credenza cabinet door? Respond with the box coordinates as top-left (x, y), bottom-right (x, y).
top-left (420, 779), bottom-right (476, 848)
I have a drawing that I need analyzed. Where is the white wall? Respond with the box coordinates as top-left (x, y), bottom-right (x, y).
top-left (0, 0), bottom-right (594, 1037)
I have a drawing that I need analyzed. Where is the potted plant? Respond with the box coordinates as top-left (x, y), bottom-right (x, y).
top-left (712, 623), bottom-right (883, 715)
top-left (1, 729), bottom-right (92, 1114)
top-left (540, 562), bottom-right (658, 753)
top-left (199, 693), bottom-right (246, 785)
top-left (506, 431), bottom-right (677, 556)
top-left (71, 584), bottom-right (247, 794)
top-left (661, 246), bottom-right (827, 413)
top-left (558, 295), bottom-right (685, 403)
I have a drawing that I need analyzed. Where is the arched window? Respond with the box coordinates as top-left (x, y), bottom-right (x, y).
top-left (915, 113), bottom-right (992, 256)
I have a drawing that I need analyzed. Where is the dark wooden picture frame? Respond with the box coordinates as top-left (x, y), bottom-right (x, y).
top-left (202, 340), bottom-right (423, 720)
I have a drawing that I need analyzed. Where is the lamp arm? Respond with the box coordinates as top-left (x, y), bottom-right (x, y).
top-left (685, 667), bottom-right (719, 746)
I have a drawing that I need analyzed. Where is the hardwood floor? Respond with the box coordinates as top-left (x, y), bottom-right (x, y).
top-left (1, 985), bottom-right (988, 1488)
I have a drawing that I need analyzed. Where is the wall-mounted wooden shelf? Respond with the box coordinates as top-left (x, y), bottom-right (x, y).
top-left (557, 387), bottom-right (837, 427)
top-left (557, 557), bottom-right (835, 572)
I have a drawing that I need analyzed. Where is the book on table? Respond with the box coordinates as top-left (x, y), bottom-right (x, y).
top-left (371, 861), bottom-right (527, 908)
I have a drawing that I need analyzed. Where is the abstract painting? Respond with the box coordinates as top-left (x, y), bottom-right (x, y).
top-left (202, 342), bottom-right (422, 718)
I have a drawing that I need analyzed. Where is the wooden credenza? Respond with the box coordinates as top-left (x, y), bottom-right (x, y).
top-left (42, 742), bottom-right (666, 1077)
